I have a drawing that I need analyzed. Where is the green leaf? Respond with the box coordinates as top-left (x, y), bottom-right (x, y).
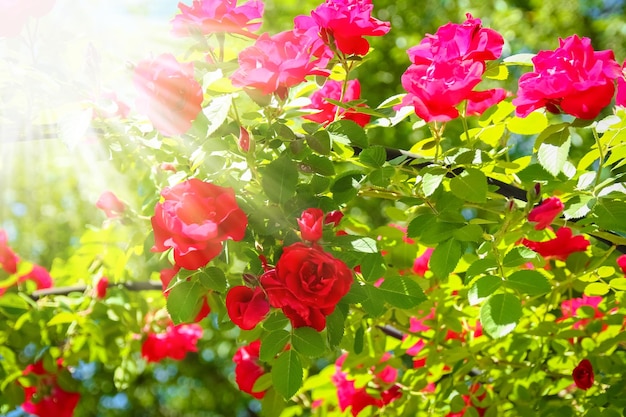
top-left (166, 280), bottom-right (206, 324)
top-left (306, 130), bottom-right (331, 155)
top-left (506, 112), bottom-right (548, 135)
top-left (303, 154), bottom-right (335, 176)
top-left (359, 252), bottom-right (387, 282)
top-left (47, 312), bottom-right (83, 326)
top-left (609, 278), bottom-right (626, 291)
top-left (359, 146), bottom-right (386, 168)
top-left (421, 166), bottom-right (446, 197)
top-left (468, 275), bottom-right (502, 306)
top-left (198, 267), bottom-right (226, 292)
top-left (407, 213), bottom-right (436, 239)
top-left (260, 388), bottom-right (286, 417)
top-left (449, 168), bottom-right (487, 203)
top-left (564, 195), bottom-right (596, 220)
top-left (263, 311), bottom-right (290, 331)
top-left (584, 282), bottom-right (610, 296)
top-left (537, 132), bottom-right (571, 176)
top-left (480, 293), bottom-right (522, 338)
top-left (350, 237), bottom-right (378, 253)
top-left (292, 327), bottom-right (326, 357)
top-left (430, 239), bottom-right (462, 279)
top-left (378, 277), bottom-right (426, 309)
top-left (326, 306), bottom-right (346, 348)
top-left (503, 53), bottom-right (535, 66)
top-left (466, 258), bottom-right (499, 279)
top-left (272, 350), bottom-right (303, 399)
top-left (502, 247), bottom-right (539, 268)
top-left (261, 157), bottom-right (298, 204)
top-left (260, 330), bottom-right (290, 362)
top-left (593, 200), bottom-right (626, 234)
top-left (453, 224), bottom-right (484, 242)
top-left (203, 94), bottom-right (233, 137)
top-left (0, 293), bottom-right (30, 317)
top-left (327, 120), bottom-right (368, 148)
top-left (506, 270), bottom-right (551, 296)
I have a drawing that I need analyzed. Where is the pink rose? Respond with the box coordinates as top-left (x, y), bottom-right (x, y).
top-left (96, 191), bottom-right (125, 218)
top-left (141, 323), bottom-right (203, 362)
top-left (296, 0), bottom-right (390, 56)
top-left (513, 35), bottom-right (621, 119)
top-left (412, 248), bottom-right (434, 276)
top-left (618, 254), bottom-right (626, 276)
top-left (133, 53), bottom-right (203, 136)
top-left (399, 14), bottom-right (506, 122)
top-left (528, 197), bottom-right (564, 230)
top-left (297, 208), bottom-right (324, 242)
top-left (226, 286), bottom-right (270, 330)
top-left (172, 0), bottom-right (263, 38)
top-left (0, 229), bottom-right (19, 274)
top-left (303, 79), bottom-right (370, 127)
top-left (151, 179), bottom-right (248, 270)
top-left (233, 340), bottom-right (266, 399)
top-left (231, 30), bottom-right (330, 99)
top-left (0, 0), bottom-right (56, 38)
top-left (521, 227), bottom-right (589, 261)
top-left (559, 295), bottom-right (603, 330)
top-left (260, 243), bottom-right (353, 331)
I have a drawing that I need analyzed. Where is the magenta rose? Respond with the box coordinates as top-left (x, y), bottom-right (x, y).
top-left (151, 179), bottom-right (247, 270)
top-left (0, 230), bottom-right (19, 275)
top-left (399, 14), bottom-right (507, 122)
top-left (618, 254), bottom-right (626, 276)
top-left (297, 208), bottom-right (325, 242)
top-left (233, 340), bottom-right (266, 399)
top-left (528, 197), bottom-right (564, 230)
top-left (513, 35), bottom-right (621, 119)
top-left (171, 0), bottom-right (263, 38)
top-left (303, 79), bottom-right (370, 127)
top-left (260, 243), bottom-right (353, 331)
top-left (226, 286), bottom-right (270, 330)
top-left (133, 53), bottom-right (203, 136)
top-left (231, 30), bottom-right (330, 99)
top-left (295, 0), bottom-right (390, 56)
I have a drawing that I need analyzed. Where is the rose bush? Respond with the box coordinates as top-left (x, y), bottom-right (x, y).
top-left (3, 0), bottom-right (626, 416)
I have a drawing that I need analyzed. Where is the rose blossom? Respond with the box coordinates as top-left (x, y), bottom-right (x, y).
top-left (399, 14), bottom-right (507, 122)
top-left (513, 35), bottom-right (621, 119)
top-left (151, 178), bottom-right (247, 270)
top-left (171, 0), bottom-right (263, 38)
top-left (528, 197), bottom-right (564, 230)
top-left (412, 247), bottom-right (434, 277)
top-left (295, 0), bottom-right (390, 56)
top-left (226, 285), bottom-right (270, 330)
top-left (260, 243), bottom-right (353, 331)
top-left (233, 340), bottom-right (266, 399)
top-left (133, 53), bottom-right (203, 136)
top-left (617, 254), bottom-right (626, 276)
top-left (0, 0), bottom-right (56, 38)
top-left (230, 29), bottom-right (330, 99)
top-left (572, 359), bottom-right (594, 390)
top-left (95, 276), bottom-right (109, 299)
top-left (520, 227), bottom-right (589, 261)
top-left (0, 264), bottom-right (53, 296)
top-left (0, 229), bottom-right (19, 274)
top-left (96, 191), bottom-right (125, 218)
top-left (303, 79), bottom-right (370, 127)
top-left (560, 295), bottom-right (603, 330)
top-left (297, 208), bottom-right (325, 242)
top-left (141, 323), bottom-right (203, 362)
top-left (21, 361), bottom-right (81, 417)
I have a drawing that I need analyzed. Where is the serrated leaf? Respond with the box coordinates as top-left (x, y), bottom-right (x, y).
top-left (468, 275), bottom-right (502, 306)
top-left (359, 146), bottom-right (386, 168)
top-left (350, 237), bottom-right (378, 253)
top-left (480, 293), bottom-right (522, 338)
top-left (502, 247), bottom-right (539, 268)
top-left (260, 388), bottom-right (286, 417)
top-left (327, 119), bottom-right (368, 148)
top-left (421, 167), bottom-right (446, 197)
top-left (306, 130), bottom-right (331, 155)
top-left (361, 284), bottom-right (386, 317)
top-left (261, 157), bottom-right (298, 204)
top-left (292, 327), bottom-right (326, 356)
top-left (303, 154), bottom-right (335, 176)
top-left (593, 200), bottom-right (626, 234)
top-left (167, 280), bottom-right (206, 324)
top-left (503, 53), bottom-right (535, 66)
top-left (466, 258), bottom-right (499, 279)
top-left (429, 239), bottom-right (462, 279)
top-left (203, 94), bottom-right (233, 137)
top-left (326, 306), bottom-right (346, 348)
top-left (272, 350), bottom-right (303, 399)
top-left (407, 213), bottom-right (436, 238)
top-left (564, 196), bottom-right (596, 220)
top-left (453, 224), bottom-right (483, 242)
top-left (263, 311), bottom-right (290, 331)
top-left (378, 277), bottom-right (426, 309)
top-left (260, 330), bottom-right (290, 361)
top-left (506, 270), bottom-right (551, 296)
top-left (359, 252), bottom-right (387, 282)
top-left (449, 168), bottom-right (487, 203)
top-left (537, 133), bottom-right (571, 177)
top-left (198, 267), bottom-right (226, 292)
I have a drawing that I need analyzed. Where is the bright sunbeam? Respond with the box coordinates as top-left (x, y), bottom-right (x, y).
top-left (0, 0), bottom-right (180, 259)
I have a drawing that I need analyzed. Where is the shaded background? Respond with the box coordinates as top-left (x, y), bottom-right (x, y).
top-left (2, 0), bottom-right (626, 415)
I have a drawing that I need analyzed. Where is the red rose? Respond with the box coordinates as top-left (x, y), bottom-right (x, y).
top-left (151, 178), bottom-right (248, 270)
top-left (226, 285), bottom-right (270, 330)
top-left (133, 53), bottom-right (203, 136)
top-left (303, 79), bottom-right (370, 127)
top-left (142, 323), bottom-right (203, 363)
top-left (95, 276), bottom-right (109, 299)
top-left (412, 248), bottom-right (433, 277)
top-left (573, 359), bottom-right (594, 390)
top-left (22, 361), bottom-right (80, 417)
top-left (96, 191), bottom-right (125, 218)
top-left (513, 35), bottom-right (621, 119)
top-left (617, 254), bottom-right (626, 276)
top-left (296, 0), bottom-right (390, 56)
top-left (528, 197), bottom-right (564, 230)
top-left (297, 208), bottom-right (324, 242)
top-left (233, 340), bottom-right (266, 399)
top-left (521, 227), bottom-right (589, 261)
top-left (171, 0), bottom-right (264, 38)
top-left (260, 243), bottom-right (353, 331)
top-left (0, 229), bottom-right (19, 274)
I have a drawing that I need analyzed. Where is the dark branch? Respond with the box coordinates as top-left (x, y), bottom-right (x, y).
top-left (30, 281), bottom-right (162, 300)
